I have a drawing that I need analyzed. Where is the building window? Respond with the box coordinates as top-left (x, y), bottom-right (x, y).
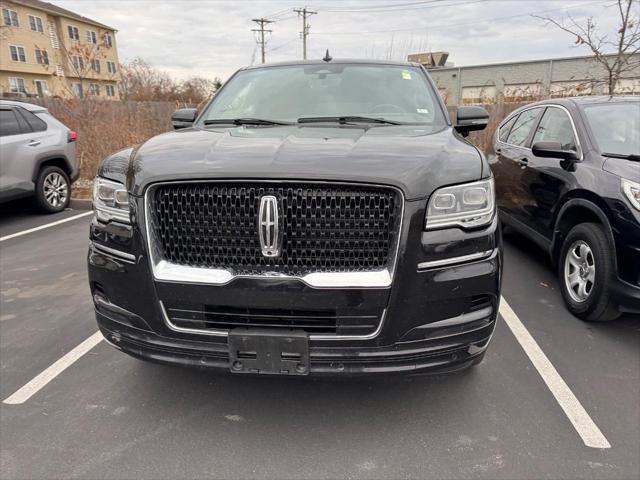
top-left (28, 15), bottom-right (43, 32)
top-left (72, 82), bottom-right (83, 98)
top-left (88, 83), bottom-right (100, 96)
top-left (103, 33), bottom-right (113, 48)
top-left (34, 80), bottom-right (48, 97)
top-left (35, 48), bottom-right (49, 65)
top-left (9, 45), bottom-right (26, 63)
top-left (68, 25), bottom-right (80, 40)
top-left (105, 84), bottom-right (116, 97)
top-left (86, 30), bottom-right (97, 44)
top-left (92, 59), bottom-right (101, 73)
top-left (71, 55), bottom-right (84, 71)
top-left (2, 8), bottom-right (19, 27)
top-left (9, 77), bottom-right (26, 93)
top-left (107, 61), bottom-right (117, 74)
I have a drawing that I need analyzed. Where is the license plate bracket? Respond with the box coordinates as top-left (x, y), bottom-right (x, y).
top-left (228, 329), bottom-right (310, 375)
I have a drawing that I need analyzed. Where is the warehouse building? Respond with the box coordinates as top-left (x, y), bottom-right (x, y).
top-left (410, 53), bottom-right (640, 105)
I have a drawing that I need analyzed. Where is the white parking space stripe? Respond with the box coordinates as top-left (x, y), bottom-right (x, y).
top-left (0, 211), bottom-right (93, 242)
top-left (3, 331), bottom-right (104, 405)
top-left (500, 297), bottom-right (611, 449)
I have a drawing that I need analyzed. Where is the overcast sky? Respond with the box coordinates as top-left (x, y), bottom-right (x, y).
top-left (56, 0), bottom-right (622, 80)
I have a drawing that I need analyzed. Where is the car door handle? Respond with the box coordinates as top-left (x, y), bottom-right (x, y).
top-left (517, 157), bottom-right (529, 168)
top-left (27, 140), bottom-right (41, 147)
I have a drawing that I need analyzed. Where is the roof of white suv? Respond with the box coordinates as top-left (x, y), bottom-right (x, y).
top-left (0, 100), bottom-right (48, 113)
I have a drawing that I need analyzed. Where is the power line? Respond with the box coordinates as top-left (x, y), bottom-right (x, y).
top-left (318, 0), bottom-right (461, 12)
top-left (311, 0), bottom-right (605, 35)
top-left (251, 18), bottom-right (273, 64)
top-left (294, 7), bottom-right (317, 60)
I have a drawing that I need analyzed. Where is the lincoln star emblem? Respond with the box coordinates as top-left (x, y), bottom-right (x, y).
top-left (258, 195), bottom-right (280, 257)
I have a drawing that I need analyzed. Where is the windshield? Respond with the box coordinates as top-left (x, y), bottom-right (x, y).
top-left (198, 63), bottom-right (447, 130)
top-left (582, 102), bottom-right (640, 156)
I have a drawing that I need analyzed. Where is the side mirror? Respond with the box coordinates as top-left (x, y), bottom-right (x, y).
top-left (171, 108), bottom-right (198, 130)
top-left (532, 141), bottom-right (580, 162)
top-left (454, 106), bottom-right (490, 137)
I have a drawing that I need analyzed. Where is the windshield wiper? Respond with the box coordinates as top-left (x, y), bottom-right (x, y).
top-left (297, 116), bottom-right (401, 125)
top-left (602, 152), bottom-right (640, 161)
top-left (203, 118), bottom-right (293, 126)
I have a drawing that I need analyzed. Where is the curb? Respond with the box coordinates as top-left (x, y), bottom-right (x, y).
top-left (70, 198), bottom-right (92, 210)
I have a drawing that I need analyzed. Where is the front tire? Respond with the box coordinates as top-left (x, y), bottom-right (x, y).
top-left (558, 222), bottom-right (619, 322)
top-left (34, 166), bottom-right (70, 213)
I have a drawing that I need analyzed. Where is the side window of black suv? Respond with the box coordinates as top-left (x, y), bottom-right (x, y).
top-left (506, 108), bottom-right (541, 146)
top-left (532, 107), bottom-right (577, 151)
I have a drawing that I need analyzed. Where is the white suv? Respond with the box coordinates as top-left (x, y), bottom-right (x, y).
top-left (0, 100), bottom-right (78, 212)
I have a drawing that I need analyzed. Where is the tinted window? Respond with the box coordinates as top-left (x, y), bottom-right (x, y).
top-left (583, 102), bottom-right (640, 156)
top-left (200, 64), bottom-right (447, 129)
top-left (0, 109), bottom-right (22, 137)
top-left (17, 108), bottom-right (47, 132)
top-left (532, 108), bottom-right (577, 150)
top-left (498, 115), bottom-right (517, 142)
top-left (506, 108), bottom-right (541, 146)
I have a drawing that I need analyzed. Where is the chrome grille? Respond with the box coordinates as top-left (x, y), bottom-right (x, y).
top-left (148, 182), bottom-right (401, 276)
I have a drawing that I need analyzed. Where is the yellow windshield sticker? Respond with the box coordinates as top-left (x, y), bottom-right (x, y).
top-left (401, 70), bottom-right (412, 80)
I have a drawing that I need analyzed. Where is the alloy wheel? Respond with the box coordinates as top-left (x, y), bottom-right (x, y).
top-left (564, 240), bottom-right (595, 303)
top-left (43, 172), bottom-right (68, 208)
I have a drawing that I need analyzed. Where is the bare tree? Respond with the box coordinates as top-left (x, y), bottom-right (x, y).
top-left (57, 28), bottom-right (116, 99)
top-left (180, 76), bottom-right (222, 104)
top-left (534, 0), bottom-right (640, 93)
top-left (118, 57), bottom-right (221, 104)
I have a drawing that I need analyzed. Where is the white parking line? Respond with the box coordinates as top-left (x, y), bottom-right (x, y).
top-left (0, 211), bottom-right (93, 242)
top-left (3, 331), bottom-right (104, 405)
top-left (500, 297), bottom-right (611, 449)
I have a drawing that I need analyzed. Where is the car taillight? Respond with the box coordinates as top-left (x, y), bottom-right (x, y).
top-left (68, 131), bottom-right (77, 142)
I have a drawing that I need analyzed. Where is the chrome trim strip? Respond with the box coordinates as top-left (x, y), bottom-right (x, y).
top-left (153, 260), bottom-right (393, 288)
top-left (160, 300), bottom-right (228, 337)
top-left (91, 241), bottom-right (136, 262)
top-left (144, 180), bottom-right (405, 289)
top-left (417, 249), bottom-right (495, 270)
top-left (159, 300), bottom-right (386, 341)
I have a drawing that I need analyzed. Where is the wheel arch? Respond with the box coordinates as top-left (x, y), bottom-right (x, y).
top-left (32, 155), bottom-right (73, 183)
top-left (551, 195), bottom-right (616, 269)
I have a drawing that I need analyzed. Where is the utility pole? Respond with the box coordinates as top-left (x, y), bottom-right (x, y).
top-left (294, 7), bottom-right (316, 60)
top-left (251, 18), bottom-right (273, 64)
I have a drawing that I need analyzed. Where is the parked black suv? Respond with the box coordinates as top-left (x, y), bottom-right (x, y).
top-left (88, 60), bottom-right (502, 376)
top-left (489, 96), bottom-right (640, 321)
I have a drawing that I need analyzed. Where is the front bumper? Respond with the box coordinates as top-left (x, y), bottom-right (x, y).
top-left (95, 295), bottom-right (495, 375)
top-left (88, 198), bottom-right (502, 376)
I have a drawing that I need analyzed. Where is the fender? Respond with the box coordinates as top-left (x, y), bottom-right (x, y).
top-left (31, 153), bottom-right (75, 182)
top-left (551, 197), bottom-right (617, 268)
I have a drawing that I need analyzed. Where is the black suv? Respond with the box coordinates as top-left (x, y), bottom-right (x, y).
top-left (490, 96), bottom-right (640, 321)
top-left (88, 60), bottom-right (501, 376)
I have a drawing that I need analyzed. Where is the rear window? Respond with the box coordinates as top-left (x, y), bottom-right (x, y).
top-left (17, 107), bottom-right (47, 132)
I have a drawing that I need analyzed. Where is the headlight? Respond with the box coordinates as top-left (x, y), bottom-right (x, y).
top-left (622, 178), bottom-right (640, 211)
top-left (92, 177), bottom-right (130, 223)
top-left (425, 178), bottom-right (495, 230)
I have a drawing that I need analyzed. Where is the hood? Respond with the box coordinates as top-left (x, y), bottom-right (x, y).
top-left (603, 157), bottom-right (640, 181)
top-left (105, 125), bottom-right (483, 201)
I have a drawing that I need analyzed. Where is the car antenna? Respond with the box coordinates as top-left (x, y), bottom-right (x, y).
top-left (322, 49), bottom-right (332, 62)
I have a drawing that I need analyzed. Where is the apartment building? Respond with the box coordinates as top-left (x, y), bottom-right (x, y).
top-left (0, 0), bottom-right (120, 99)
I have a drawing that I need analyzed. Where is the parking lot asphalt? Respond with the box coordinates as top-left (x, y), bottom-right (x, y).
top-left (1, 202), bottom-right (638, 480)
